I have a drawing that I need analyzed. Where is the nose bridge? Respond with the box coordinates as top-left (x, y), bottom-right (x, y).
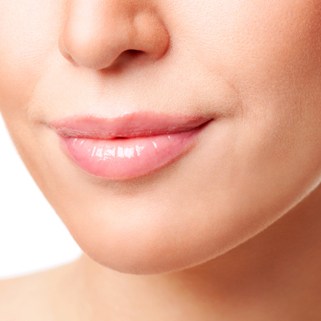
top-left (59, 0), bottom-right (170, 70)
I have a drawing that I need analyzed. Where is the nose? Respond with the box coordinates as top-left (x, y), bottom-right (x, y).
top-left (58, 0), bottom-right (170, 71)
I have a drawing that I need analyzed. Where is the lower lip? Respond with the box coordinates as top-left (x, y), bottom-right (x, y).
top-left (58, 128), bottom-right (203, 180)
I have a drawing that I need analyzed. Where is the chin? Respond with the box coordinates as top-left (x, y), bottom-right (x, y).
top-left (61, 204), bottom-right (273, 276)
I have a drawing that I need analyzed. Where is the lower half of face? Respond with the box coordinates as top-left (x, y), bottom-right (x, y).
top-left (1, 0), bottom-right (321, 274)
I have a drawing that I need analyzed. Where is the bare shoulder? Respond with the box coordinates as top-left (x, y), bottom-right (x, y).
top-left (0, 261), bottom-right (79, 320)
top-left (0, 271), bottom-right (48, 320)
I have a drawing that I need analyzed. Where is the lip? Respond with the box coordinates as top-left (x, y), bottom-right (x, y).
top-left (49, 112), bottom-right (213, 180)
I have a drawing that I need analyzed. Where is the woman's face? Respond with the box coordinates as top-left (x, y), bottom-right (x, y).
top-left (1, 0), bottom-right (321, 274)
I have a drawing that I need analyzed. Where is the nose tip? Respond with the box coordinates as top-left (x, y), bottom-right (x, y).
top-left (58, 1), bottom-right (170, 71)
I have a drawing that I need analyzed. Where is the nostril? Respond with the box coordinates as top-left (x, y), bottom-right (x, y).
top-left (126, 49), bottom-right (142, 55)
top-left (124, 49), bottom-right (144, 58)
top-left (97, 49), bottom-right (145, 74)
top-left (115, 49), bottom-right (145, 67)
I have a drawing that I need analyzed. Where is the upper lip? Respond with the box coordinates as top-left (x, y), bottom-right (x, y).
top-left (48, 112), bottom-right (213, 139)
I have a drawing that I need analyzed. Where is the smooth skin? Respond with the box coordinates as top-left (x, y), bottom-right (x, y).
top-left (1, 0), bottom-right (321, 320)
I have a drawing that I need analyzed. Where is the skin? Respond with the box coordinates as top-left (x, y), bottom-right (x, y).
top-left (1, 0), bottom-right (321, 319)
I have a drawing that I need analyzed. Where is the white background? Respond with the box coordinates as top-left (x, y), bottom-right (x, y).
top-left (0, 116), bottom-right (81, 279)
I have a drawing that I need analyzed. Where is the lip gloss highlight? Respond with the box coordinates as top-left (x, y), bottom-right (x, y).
top-left (50, 112), bottom-right (212, 180)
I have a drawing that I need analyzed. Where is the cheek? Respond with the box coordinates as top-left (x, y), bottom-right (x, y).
top-left (218, 1), bottom-right (321, 95)
top-left (188, 0), bottom-right (321, 192)
top-left (170, 0), bottom-right (321, 91)
top-left (0, 1), bottom-right (63, 111)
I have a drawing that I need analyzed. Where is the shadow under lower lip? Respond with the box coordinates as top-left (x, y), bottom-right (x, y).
top-left (59, 129), bottom-right (201, 180)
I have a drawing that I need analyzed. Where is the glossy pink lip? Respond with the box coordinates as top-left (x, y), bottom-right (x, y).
top-left (49, 112), bottom-right (212, 180)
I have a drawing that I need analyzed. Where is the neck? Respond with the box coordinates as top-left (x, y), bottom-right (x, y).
top-left (70, 185), bottom-right (321, 321)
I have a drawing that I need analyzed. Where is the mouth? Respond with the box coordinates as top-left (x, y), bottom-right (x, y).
top-left (49, 112), bottom-right (213, 180)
